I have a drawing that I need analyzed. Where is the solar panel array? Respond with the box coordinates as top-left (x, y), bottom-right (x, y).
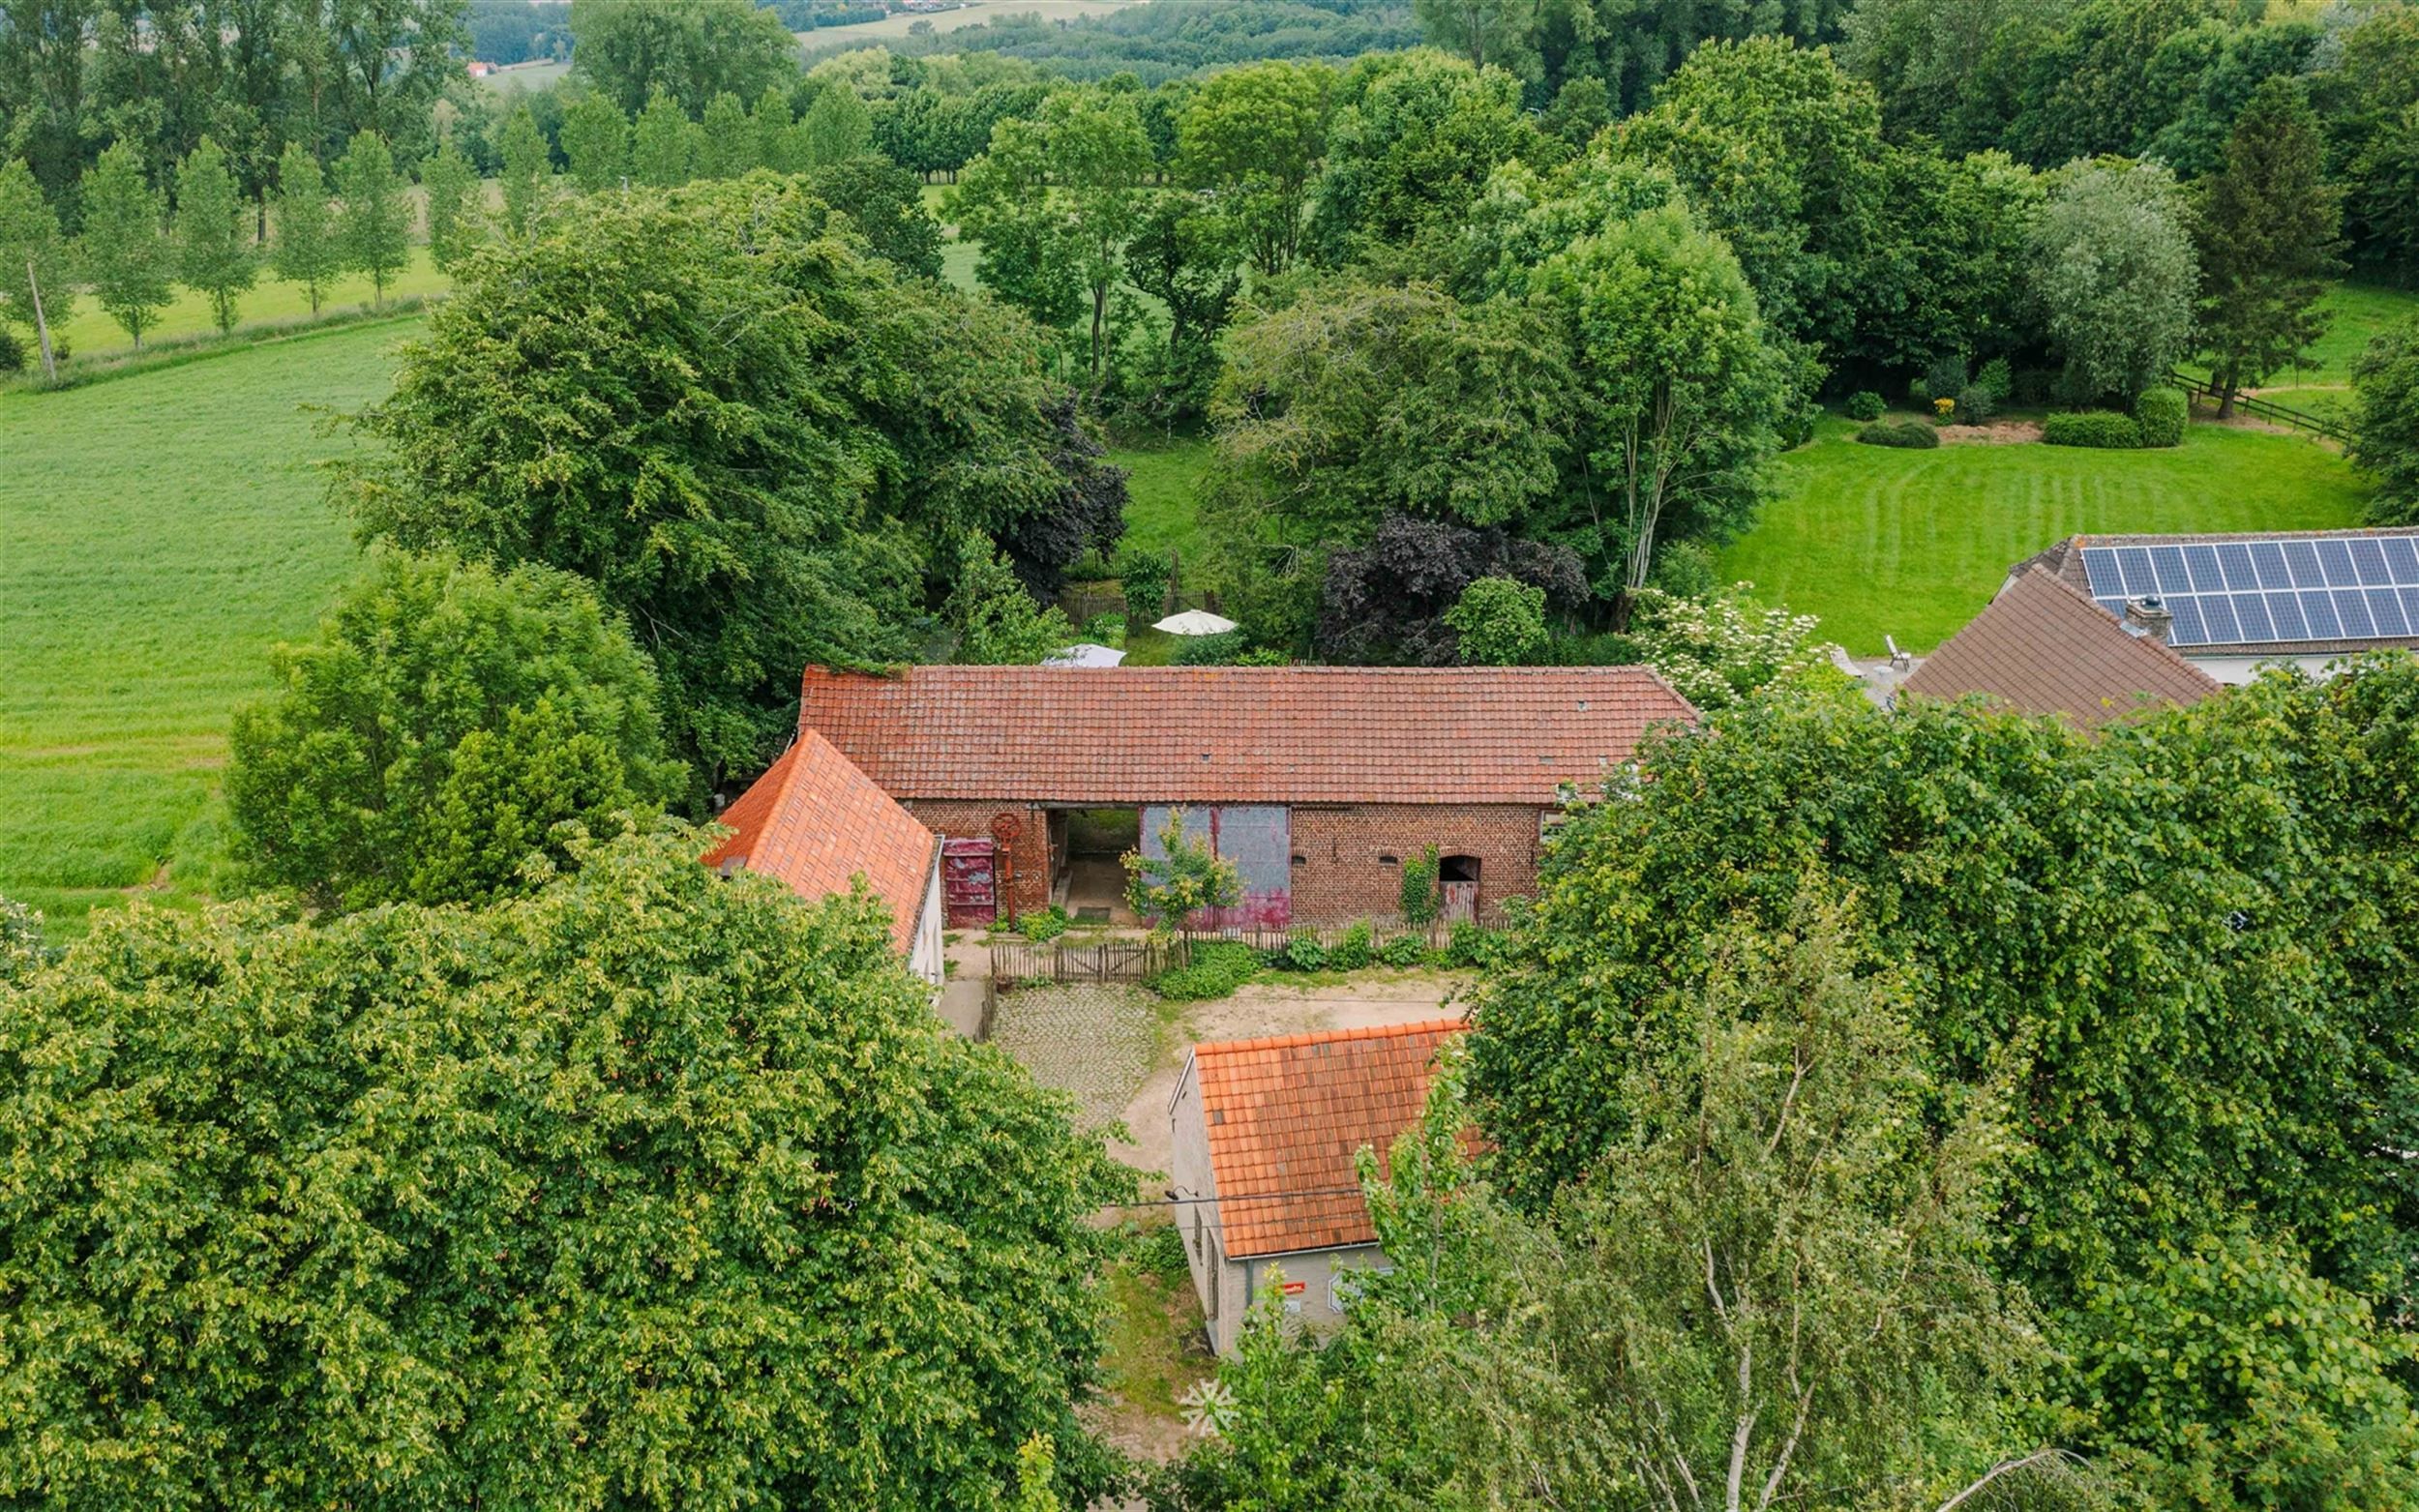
top-left (2079, 536), bottom-right (2419, 648)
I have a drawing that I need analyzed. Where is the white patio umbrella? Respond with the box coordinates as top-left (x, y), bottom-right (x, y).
top-left (1152, 608), bottom-right (1239, 637)
top-left (1044, 642), bottom-right (1127, 667)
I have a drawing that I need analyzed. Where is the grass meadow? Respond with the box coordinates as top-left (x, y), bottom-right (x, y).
top-left (801, 0), bottom-right (1141, 44)
top-left (0, 316), bottom-right (415, 931)
top-left (2182, 282), bottom-right (2419, 422)
top-left (1720, 418), bottom-right (2372, 654)
top-left (47, 246), bottom-right (451, 366)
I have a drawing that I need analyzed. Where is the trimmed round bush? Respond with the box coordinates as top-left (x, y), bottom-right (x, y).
top-left (1857, 421), bottom-right (1942, 449)
top-left (1956, 385), bottom-right (1996, 423)
top-left (2044, 410), bottom-right (2144, 449)
top-left (2135, 386), bottom-right (2187, 447)
top-left (1845, 390), bottom-right (1885, 421)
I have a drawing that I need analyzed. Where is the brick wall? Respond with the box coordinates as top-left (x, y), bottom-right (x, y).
top-left (904, 800), bottom-right (1054, 921)
top-left (1290, 804), bottom-right (1541, 925)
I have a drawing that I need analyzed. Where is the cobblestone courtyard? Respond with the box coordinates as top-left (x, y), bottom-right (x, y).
top-left (986, 983), bottom-right (1166, 1135)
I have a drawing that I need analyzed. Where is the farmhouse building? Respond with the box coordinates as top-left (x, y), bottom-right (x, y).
top-left (1900, 566), bottom-right (2219, 727)
top-left (702, 728), bottom-right (946, 985)
top-left (792, 665), bottom-right (1695, 928)
top-left (2009, 527), bottom-right (2419, 684)
top-left (1170, 1019), bottom-right (1469, 1356)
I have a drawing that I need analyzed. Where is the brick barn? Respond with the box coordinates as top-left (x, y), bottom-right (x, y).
top-left (792, 665), bottom-right (1694, 928)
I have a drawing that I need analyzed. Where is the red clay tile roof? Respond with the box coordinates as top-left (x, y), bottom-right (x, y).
top-left (1191, 1019), bottom-right (1468, 1259)
top-left (1902, 566), bottom-right (2219, 727)
top-left (795, 666), bottom-right (1695, 806)
top-left (702, 728), bottom-right (939, 955)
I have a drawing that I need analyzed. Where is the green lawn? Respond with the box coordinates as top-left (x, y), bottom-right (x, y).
top-left (2185, 281), bottom-right (2419, 423)
top-left (1721, 418), bottom-right (2373, 655)
top-left (53, 246), bottom-right (451, 363)
top-left (1109, 435), bottom-right (1212, 559)
top-left (0, 317), bottom-right (413, 932)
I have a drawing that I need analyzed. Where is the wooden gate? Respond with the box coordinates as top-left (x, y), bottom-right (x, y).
top-left (1440, 880), bottom-right (1478, 924)
top-left (941, 838), bottom-right (997, 928)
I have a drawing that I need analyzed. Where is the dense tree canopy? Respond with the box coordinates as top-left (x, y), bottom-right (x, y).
top-left (0, 829), bottom-right (1129, 1507)
top-left (569, 0), bottom-right (800, 117)
top-left (2029, 159), bottom-right (2196, 402)
top-left (226, 550), bottom-right (683, 911)
top-left (340, 177), bottom-right (1112, 787)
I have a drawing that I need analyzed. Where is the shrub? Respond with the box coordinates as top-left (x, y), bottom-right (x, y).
top-left (1329, 920), bottom-right (1373, 971)
top-left (1132, 1221), bottom-right (1190, 1283)
top-left (1857, 421), bottom-right (1941, 449)
top-left (1444, 921), bottom-right (1503, 968)
top-left (1148, 939), bottom-right (1260, 1000)
top-left (1923, 353), bottom-right (1969, 402)
top-left (1081, 612), bottom-right (1126, 649)
top-left (0, 325), bottom-right (22, 373)
top-left (1399, 845), bottom-right (1440, 926)
top-left (2044, 410), bottom-right (2144, 448)
top-left (1115, 547), bottom-right (1172, 623)
top-left (1907, 378), bottom-right (1930, 405)
top-left (1173, 629), bottom-right (1249, 666)
top-left (1017, 905), bottom-right (1069, 943)
top-left (2135, 386), bottom-right (2187, 447)
top-left (1275, 930), bottom-right (1329, 972)
top-left (1379, 933), bottom-right (1427, 967)
top-left (1955, 385), bottom-right (1995, 423)
top-left (2012, 366), bottom-right (2054, 405)
top-left (1975, 357), bottom-right (2013, 403)
top-left (1845, 390), bottom-right (1885, 421)
top-left (1932, 397), bottom-right (1956, 423)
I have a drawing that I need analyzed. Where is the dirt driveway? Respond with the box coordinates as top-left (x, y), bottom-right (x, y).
top-left (1107, 972), bottom-right (1472, 1182)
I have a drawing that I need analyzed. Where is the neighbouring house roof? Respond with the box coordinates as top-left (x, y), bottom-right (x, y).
top-left (2014, 527), bottom-right (2419, 659)
top-left (794, 666), bottom-right (1696, 806)
top-left (1188, 1019), bottom-right (1469, 1260)
top-left (1901, 566), bottom-right (2219, 726)
top-left (702, 728), bottom-right (939, 956)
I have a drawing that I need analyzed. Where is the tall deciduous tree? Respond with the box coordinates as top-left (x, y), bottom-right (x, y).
top-left (1309, 48), bottom-right (1534, 265)
top-left (560, 89), bottom-right (631, 193)
top-left (1176, 59), bottom-right (1334, 276)
top-left (568, 0), bottom-right (798, 117)
top-left (272, 141), bottom-right (341, 314)
top-left (172, 135), bottom-right (255, 334)
top-left (0, 827), bottom-right (1131, 1506)
top-left (334, 130), bottom-right (407, 308)
top-left (418, 136), bottom-right (481, 273)
top-left (0, 158), bottom-right (72, 379)
top-left (2029, 158), bottom-right (2196, 404)
top-left (798, 79), bottom-right (874, 168)
top-left (77, 141), bottom-right (170, 349)
top-left (497, 104), bottom-right (552, 238)
top-left (2192, 77), bottom-right (2342, 418)
top-left (1534, 206), bottom-right (1784, 608)
top-left (1413, 0), bottom-right (1539, 74)
top-left (228, 548), bottom-right (685, 910)
top-left (750, 82), bottom-right (797, 173)
top-left (632, 88), bottom-right (701, 188)
top-left (698, 89), bottom-right (758, 179)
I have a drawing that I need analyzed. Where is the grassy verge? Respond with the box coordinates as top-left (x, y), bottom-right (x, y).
top-left (1101, 1225), bottom-right (1214, 1423)
top-left (49, 246), bottom-right (450, 363)
top-left (1720, 417), bottom-right (2371, 655)
top-left (0, 317), bottom-right (413, 934)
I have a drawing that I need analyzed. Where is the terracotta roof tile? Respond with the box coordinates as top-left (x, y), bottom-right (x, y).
top-left (702, 729), bottom-right (939, 955)
top-left (1902, 566), bottom-right (2219, 727)
top-left (796, 666), bottom-right (1696, 806)
top-left (1192, 1019), bottom-right (1468, 1259)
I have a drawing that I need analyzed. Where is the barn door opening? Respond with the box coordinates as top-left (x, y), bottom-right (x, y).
top-left (1439, 854), bottom-right (1479, 924)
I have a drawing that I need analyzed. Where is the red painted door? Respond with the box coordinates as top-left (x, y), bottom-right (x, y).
top-left (941, 838), bottom-right (997, 927)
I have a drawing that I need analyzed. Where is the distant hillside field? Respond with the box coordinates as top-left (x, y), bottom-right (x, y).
top-left (0, 319), bottom-right (413, 931)
top-left (1721, 419), bottom-right (2373, 656)
top-left (799, 0), bottom-right (1143, 43)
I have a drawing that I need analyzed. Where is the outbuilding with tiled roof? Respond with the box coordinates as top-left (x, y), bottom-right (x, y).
top-left (1901, 566), bottom-right (2220, 727)
top-left (702, 728), bottom-right (944, 984)
top-left (792, 665), bottom-right (1695, 930)
top-left (1168, 1018), bottom-right (1468, 1355)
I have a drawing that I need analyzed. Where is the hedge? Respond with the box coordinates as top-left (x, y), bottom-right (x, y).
top-left (2044, 410), bottom-right (2144, 449)
top-left (2135, 387), bottom-right (2187, 447)
top-left (1857, 420), bottom-right (1942, 449)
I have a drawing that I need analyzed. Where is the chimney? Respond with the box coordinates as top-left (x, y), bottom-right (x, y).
top-left (2125, 596), bottom-right (2174, 644)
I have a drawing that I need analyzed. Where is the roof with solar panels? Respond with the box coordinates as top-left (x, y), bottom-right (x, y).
top-left (2014, 528), bottom-right (2419, 658)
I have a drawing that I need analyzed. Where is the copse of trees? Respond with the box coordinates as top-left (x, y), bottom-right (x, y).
top-left (0, 828), bottom-right (1131, 1506)
top-left (337, 176), bottom-right (1124, 788)
top-left (568, 0), bottom-right (800, 118)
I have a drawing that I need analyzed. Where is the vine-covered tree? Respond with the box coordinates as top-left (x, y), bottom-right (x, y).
top-left (0, 828), bottom-right (1131, 1506)
top-left (2192, 77), bottom-right (2342, 419)
top-left (172, 136), bottom-right (254, 334)
top-left (227, 549), bottom-right (685, 910)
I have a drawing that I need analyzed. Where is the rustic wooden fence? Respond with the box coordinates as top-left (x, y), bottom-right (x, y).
top-left (2167, 371), bottom-right (2350, 442)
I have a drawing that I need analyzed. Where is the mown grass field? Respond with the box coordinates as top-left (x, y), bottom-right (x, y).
top-left (0, 317), bottom-right (415, 931)
top-left (1720, 418), bottom-right (2372, 655)
top-left (2183, 281), bottom-right (2419, 422)
top-left (801, 0), bottom-right (1141, 44)
top-left (51, 246), bottom-right (451, 362)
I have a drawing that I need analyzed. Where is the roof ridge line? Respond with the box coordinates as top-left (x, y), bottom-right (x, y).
top-left (1193, 1017), bottom-right (1468, 1057)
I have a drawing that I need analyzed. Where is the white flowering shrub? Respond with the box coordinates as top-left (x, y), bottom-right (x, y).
top-left (1628, 583), bottom-right (1832, 710)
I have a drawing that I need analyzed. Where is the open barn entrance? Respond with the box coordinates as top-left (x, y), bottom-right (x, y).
top-left (1439, 854), bottom-right (1480, 924)
top-left (1059, 808), bottom-right (1141, 924)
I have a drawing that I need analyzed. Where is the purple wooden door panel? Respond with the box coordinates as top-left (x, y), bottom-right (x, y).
top-left (941, 837), bottom-right (996, 927)
top-left (1141, 804), bottom-right (1292, 930)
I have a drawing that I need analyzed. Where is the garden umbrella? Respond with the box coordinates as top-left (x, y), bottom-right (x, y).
top-left (1153, 609), bottom-right (1239, 636)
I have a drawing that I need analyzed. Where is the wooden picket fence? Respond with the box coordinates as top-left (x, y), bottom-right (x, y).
top-left (989, 934), bottom-right (1190, 986)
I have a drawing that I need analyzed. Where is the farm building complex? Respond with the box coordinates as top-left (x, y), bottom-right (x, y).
top-left (789, 665), bottom-right (1696, 929)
